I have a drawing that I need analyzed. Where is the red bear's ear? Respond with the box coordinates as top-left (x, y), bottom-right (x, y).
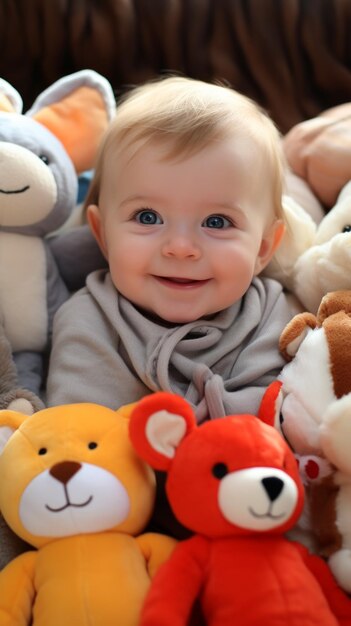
top-left (129, 392), bottom-right (197, 471)
top-left (258, 381), bottom-right (283, 428)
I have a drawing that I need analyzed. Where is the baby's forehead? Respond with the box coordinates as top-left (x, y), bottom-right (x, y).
top-left (104, 128), bottom-right (271, 171)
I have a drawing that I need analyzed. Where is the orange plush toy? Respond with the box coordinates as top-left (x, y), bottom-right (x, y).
top-left (129, 392), bottom-right (351, 626)
top-left (0, 402), bottom-right (175, 625)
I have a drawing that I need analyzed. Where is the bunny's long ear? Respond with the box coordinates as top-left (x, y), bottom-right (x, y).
top-left (26, 69), bottom-right (116, 174)
top-left (129, 392), bottom-right (196, 471)
top-left (0, 78), bottom-right (23, 113)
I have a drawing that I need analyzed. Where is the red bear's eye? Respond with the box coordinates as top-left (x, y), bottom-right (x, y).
top-left (212, 463), bottom-right (228, 479)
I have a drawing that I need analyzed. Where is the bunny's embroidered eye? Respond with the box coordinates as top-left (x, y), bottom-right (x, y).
top-left (39, 154), bottom-right (50, 165)
top-left (212, 462), bottom-right (229, 479)
top-left (342, 225), bottom-right (351, 233)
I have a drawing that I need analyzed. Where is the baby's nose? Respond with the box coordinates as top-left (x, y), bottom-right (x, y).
top-left (161, 232), bottom-right (201, 259)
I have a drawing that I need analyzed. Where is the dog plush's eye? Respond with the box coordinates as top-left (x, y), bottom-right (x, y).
top-left (88, 442), bottom-right (98, 450)
top-left (212, 462), bottom-right (229, 479)
top-left (38, 447), bottom-right (47, 455)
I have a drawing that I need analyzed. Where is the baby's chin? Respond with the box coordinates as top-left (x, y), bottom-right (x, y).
top-left (134, 303), bottom-right (218, 326)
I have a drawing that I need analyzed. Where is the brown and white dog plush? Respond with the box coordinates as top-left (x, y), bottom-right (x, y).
top-left (260, 290), bottom-right (351, 593)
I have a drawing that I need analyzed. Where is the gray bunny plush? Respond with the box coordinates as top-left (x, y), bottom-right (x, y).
top-left (0, 70), bottom-right (115, 396)
top-left (0, 322), bottom-right (44, 569)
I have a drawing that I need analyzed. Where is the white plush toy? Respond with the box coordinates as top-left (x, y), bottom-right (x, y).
top-left (293, 181), bottom-right (351, 312)
top-left (0, 70), bottom-right (115, 395)
top-left (263, 194), bottom-right (317, 293)
top-left (259, 290), bottom-right (351, 593)
top-left (265, 182), bottom-right (351, 313)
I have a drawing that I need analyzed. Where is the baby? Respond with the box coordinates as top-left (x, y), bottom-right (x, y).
top-left (47, 76), bottom-right (296, 535)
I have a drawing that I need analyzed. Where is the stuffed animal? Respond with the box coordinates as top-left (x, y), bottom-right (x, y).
top-left (263, 194), bottom-right (317, 293)
top-left (283, 102), bottom-right (351, 210)
top-left (0, 320), bottom-right (43, 414)
top-left (128, 391), bottom-right (351, 626)
top-left (293, 181), bottom-right (351, 313)
top-left (0, 69), bottom-right (115, 395)
top-left (264, 180), bottom-right (351, 314)
top-left (260, 290), bottom-right (351, 593)
top-left (0, 402), bottom-right (176, 625)
top-left (0, 321), bottom-right (44, 570)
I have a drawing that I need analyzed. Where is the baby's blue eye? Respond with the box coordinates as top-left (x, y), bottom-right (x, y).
top-left (135, 210), bottom-right (162, 225)
top-left (203, 215), bottom-right (232, 229)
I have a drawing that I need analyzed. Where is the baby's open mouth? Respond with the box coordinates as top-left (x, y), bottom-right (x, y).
top-left (154, 276), bottom-right (209, 288)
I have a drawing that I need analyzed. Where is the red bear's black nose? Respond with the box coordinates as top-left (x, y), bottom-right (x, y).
top-left (49, 461), bottom-right (81, 485)
top-left (261, 476), bottom-right (284, 502)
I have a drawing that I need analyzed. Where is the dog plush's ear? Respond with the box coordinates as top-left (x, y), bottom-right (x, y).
top-left (129, 393), bottom-right (196, 471)
top-left (279, 312), bottom-right (317, 361)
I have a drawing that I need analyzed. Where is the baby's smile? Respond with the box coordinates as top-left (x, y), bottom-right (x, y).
top-left (153, 275), bottom-right (210, 289)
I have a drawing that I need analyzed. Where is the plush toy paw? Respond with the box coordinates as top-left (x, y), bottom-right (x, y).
top-left (0, 323), bottom-right (44, 413)
top-left (329, 550), bottom-right (351, 594)
top-left (1, 389), bottom-right (44, 414)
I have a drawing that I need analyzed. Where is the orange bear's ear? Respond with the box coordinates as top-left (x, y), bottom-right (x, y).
top-left (0, 410), bottom-right (28, 455)
top-left (129, 392), bottom-right (196, 471)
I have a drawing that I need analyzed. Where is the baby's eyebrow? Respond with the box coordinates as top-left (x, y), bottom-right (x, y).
top-left (207, 201), bottom-right (247, 220)
top-left (119, 194), bottom-right (160, 208)
top-left (209, 201), bottom-right (242, 212)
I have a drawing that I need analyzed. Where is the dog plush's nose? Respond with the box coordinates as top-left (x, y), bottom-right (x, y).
top-left (49, 461), bottom-right (81, 484)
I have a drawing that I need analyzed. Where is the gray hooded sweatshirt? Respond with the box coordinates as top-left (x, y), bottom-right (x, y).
top-left (47, 269), bottom-right (294, 421)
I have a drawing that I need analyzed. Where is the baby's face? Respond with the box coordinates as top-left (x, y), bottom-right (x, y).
top-left (88, 138), bottom-right (280, 323)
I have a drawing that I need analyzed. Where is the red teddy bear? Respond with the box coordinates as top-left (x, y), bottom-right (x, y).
top-left (129, 392), bottom-right (351, 626)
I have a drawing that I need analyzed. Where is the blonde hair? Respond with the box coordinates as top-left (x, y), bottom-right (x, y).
top-left (85, 76), bottom-right (285, 218)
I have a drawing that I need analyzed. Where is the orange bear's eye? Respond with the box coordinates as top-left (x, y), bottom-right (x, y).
top-left (212, 463), bottom-right (228, 479)
top-left (88, 442), bottom-right (98, 450)
top-left (38, 448), bottom-right (47, 455)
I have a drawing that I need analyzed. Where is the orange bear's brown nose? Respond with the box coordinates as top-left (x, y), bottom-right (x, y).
top-left (49, 461), bottom-right (81, 485)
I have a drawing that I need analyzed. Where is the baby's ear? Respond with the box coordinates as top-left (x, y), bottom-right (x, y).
top-left (86, 204), bottom-right (108, 259)
top-left (129, 392), bottom-right (196, 471)
top-left (254, 220), bottom-right (286, 275)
